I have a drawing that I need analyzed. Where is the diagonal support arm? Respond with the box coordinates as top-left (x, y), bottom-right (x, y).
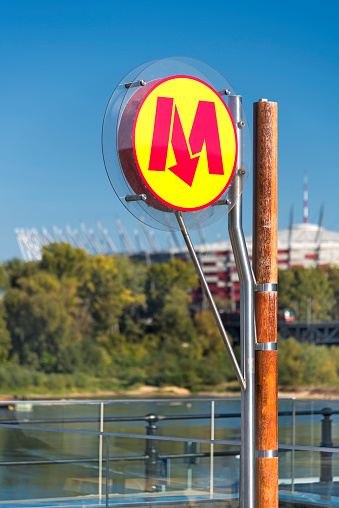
top-left (175, 211), bottom-right (245, 391)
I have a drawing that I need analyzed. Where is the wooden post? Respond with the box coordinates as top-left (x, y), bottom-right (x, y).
top-left (253, 99), bottom-right (278, 508)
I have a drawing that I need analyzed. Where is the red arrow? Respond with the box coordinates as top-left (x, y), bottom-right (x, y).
top-left (168, 106), bottom-right (200, 187)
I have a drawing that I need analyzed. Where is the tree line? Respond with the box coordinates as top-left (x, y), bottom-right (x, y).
top-left (0, 243), bottom-right (339, 394)
top-left (0, 243), bottom-right (236, 392)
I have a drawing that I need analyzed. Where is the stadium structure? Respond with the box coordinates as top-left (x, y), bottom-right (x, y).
top-left (15, 176), bottom-right (339, 307)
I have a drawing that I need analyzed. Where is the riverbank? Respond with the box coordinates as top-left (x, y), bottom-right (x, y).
top-left (1, 383), bottom-right (339, 401)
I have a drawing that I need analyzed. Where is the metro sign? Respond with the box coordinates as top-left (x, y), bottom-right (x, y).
top-left (131, 75), bottom-right (238, 211)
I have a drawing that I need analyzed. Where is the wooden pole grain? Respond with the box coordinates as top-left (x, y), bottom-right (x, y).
top-left (253, 99), bottom-right (278, 508)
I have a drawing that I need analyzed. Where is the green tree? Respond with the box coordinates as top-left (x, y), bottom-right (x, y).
top-left (119, 259), bottom-right (148, 343)
top-left (278, 337), bottom-right (303, 386)
top-left (325, 265), bottom-right (339, 319)
top-left (82, 255), bottom-right (145, 338)
top-left (40, 243), bottom-right (90, 282)
top-left (194, 310), bottom-right (236, 385)
top-left (4, 271), bottom-right (88, 370)
top-left (138, 259), bottom-right (198, 387)
top-left (158, 287), bottom-right (195, 345)
top-left (278, 336), bottom-right (339, 387)
top-left (0, 263), bottom-right (9, 293)
top-left (194, 310), bottom-right (226, 358)
top-left (300, 344), bottom-right (337, 386)
top-left (147, 258), bottom-right (198, 315)
top-left (278, 266), bottom-right (333, 320)
top-left (4, 258), bottom-right (39, 289)
top-left (0, 304), bottom-right (11, 364)
top-left (146, 260), bottom-right (197, 350)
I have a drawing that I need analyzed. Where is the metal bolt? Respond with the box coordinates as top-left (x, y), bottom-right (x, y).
top-left (238, 168), bottom-right (246, 175)
top-left (125, 80), bottom-right (147, 89)
top-left (237, 121), bottom-right (245, 128)
top-left (211, 198), bottom-right (231, 206)
top-left (125, 194), bottom-right (147, 202)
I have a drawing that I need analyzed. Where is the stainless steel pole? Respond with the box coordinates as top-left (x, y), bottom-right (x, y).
top-left (228, 95), bottom-right (256, 508)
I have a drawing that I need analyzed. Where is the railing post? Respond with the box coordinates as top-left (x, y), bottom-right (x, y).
top-left (99, 402), bottom-right (104, 501)
top-left (106, 435), bottom-right (109, 508)
top-left (145, 414), bottom-right (159, 492)
top-left (210, 399), bottom-right (215, 499)
top-left (320, 408), bottom-right (333, 483)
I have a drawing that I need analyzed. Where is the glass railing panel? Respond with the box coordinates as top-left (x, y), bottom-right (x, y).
top-left (212, 442), bottom-right (240, 497)
top-left (0, 424), bottom-right (240, 507)
top-left (102, 398), bottom-right (214, 440)
top-left (0, 398), bottom-right (245, 443)
top-left (294, 400), bottom-right (323, 447)
top-left (278, 398), bottom-right (295, 446)
top-left (0, 426), bottom-right (101, 503)
top-left (278, 399), bottom-right (339, 449)
top-left (279, 447), bottom-right (339, 506)
top-left (104, 436), bottom-right (239, 503)
top-left (213, 398), bottom-right (241, 442)
top-left (0, 400), bottom-right (104, 433)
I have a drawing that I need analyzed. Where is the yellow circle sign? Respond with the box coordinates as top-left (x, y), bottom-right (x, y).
top-left (132, 75), bottom-right (237, 211)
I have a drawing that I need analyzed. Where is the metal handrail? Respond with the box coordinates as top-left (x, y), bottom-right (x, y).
top-left (0, 422), bottom-right (241, 445)
top-left (0, 396), bottom-right (242, 405)
top-left (3, 408), bottom-right (339, 426)
top-left (0, 450), bottom-right (240, 467)
top-left (0, 421), bottom-right (338, 453)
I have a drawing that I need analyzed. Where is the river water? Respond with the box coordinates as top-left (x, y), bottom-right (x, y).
top-left (0, 397), bottom-right (338, 504)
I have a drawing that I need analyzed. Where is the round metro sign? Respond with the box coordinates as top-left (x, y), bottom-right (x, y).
top-left (124, 75), bottom-right (238, 212)
top-left (103, 57), bottom-right (251, 231)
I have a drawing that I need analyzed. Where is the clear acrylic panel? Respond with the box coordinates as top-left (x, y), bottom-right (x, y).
top-left (8, 401), bottom-right (103, 432)
top-left (0, 423), bottom-right (240, 506)
top-left (278, 399), bottom-right (339, 448)
top-left (3, 399), bottom-right (339, 507)
top-left (102, 398), bottom-right (213, 440)
top-left (279, 448), bottom-right (339, 506)
top-left (214, 398), bottom-right (241, 443)
top-left (0, 426), bottom-right (100, 502)
top-left (103, 435), bottom-right (240, 502)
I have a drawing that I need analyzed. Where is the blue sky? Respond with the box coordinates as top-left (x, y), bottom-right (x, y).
top-left (1, 0), bottom-right (338, 261)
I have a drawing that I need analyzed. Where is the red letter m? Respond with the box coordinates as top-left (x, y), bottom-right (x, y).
top-left (148, 97), bottom-right (224, 187)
